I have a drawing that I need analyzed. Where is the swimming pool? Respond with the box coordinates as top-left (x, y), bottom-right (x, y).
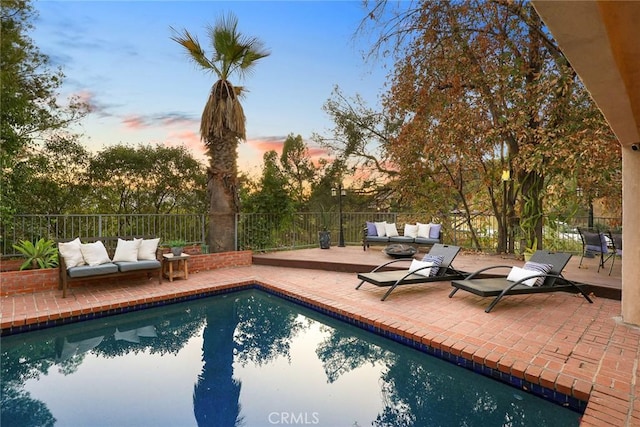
top-left (1, 289), bottom-right (581, 426)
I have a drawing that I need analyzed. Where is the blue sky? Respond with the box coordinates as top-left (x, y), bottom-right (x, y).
top-left (32, 0), bottom-right (389, 175)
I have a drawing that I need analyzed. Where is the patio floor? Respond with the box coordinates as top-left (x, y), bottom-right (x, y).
top-left (1, 246), bottom-right (636, 426)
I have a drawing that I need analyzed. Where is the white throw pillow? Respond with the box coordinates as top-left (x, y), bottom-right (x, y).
top-left (138, 238), bottom-right (160, 260)
top-left (79, 241), bottom-right (111, 266)
top-left (58, 238), bottom-right (85, 269)
top-left (417, 222), bottom-right (431, 238)
top-left (506, 266), bottom-right (539, 287)
top-left (112, 238), bottom-right (142, 262)
top-left (404, 223), bottom-right (419, 238)
top-left (385, 222), bottom-right (399, 237)
top-left (408, 260), bottom-right (434, 277)
top-left (374, 221), bottom-right (387, 237)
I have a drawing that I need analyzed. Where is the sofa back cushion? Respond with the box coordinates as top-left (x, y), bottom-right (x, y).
top-left (138, 238), bottom-right (160, 260)
top-left (80, 241), bottom-right (111, 266)
top-left (59, 238), bottom-right (86, 269)
top-left (113, 238), bottom-right (142, 262)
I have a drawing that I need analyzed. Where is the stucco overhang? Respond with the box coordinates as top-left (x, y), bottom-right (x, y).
top-left (532, 1), bottom-right (640, 147)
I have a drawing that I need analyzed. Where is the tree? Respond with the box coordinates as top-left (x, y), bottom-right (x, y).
top-left (362, 0), bottom-right (620, 253)
top-left (244, 151), bottom-right (295, 216)
top-left (10, 134), bottom-right (92, 214)
top-left (88, 144), bottom-right (206, 215)
top-left (313, 86), bottom-right (400, 210)
top-left (1, 0), bottom-right (89, 222)
top-left (171, 13), bottom-right (270, 252)
top-left (279, 134), bottom-right (316, 209)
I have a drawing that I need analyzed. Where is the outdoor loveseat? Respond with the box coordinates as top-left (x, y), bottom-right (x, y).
top-left (362, 221), bottom-right (442, 251)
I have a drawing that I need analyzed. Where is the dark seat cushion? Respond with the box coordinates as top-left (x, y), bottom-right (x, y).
top-left (389, 236), bottom-right (414, 243)
top-left (67, 263), bottom-right (119, 278)
top-left (115, 260), bottom-right (161, 272)
top-left (414, 237), bottom-right (440, 245)
top-left (366, 236), bottom-right (390, 243)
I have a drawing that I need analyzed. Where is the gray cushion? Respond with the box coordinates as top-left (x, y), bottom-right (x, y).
top-left (366, 236), bottom-right (390, 243)
top-left (67, 263), bottom-right (119, 278)
top-left (116, 260), bottom-right (161, 272)
top-left (389, 236), bottom-right (414, 243)
top-left (414, 237), bottom-right (440, 245)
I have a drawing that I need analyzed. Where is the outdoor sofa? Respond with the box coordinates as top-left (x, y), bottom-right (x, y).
top-left (362, 221), bottom-right (442, 250)
top-left (58, 236), bottom-right (162, 298)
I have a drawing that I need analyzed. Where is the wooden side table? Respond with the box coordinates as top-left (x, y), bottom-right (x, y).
top-left (162, 253), bottom-right (190, 281)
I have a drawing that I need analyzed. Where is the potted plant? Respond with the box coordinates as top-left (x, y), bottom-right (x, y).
top-left (318, 226), bottom-right (331, 249)
top-left (164, 239), bottom-right (186, 256)
top-left (12, 238), bottom-right (59, 270)
top-left (318, 207), bottom-right (331, 249)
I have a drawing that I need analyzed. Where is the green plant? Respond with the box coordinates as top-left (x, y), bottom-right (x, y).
top-left (164, 239), bottom-right (186, 248)
top-left (523, 237), bottom-right (538, 261)
top-left (12, 238), bottom-right (59, 270)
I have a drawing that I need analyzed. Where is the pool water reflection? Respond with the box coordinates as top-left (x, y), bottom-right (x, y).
top-left (1, 289), bottom-right (580, 426)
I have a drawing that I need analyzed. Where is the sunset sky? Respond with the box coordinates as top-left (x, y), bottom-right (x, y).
top-left (32, 1), bottom-right (390, 176)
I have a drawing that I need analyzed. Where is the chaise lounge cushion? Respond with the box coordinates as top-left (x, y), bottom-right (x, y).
top-left (115, 259), bottom-right (161, 272)
top-left (67, 263), bottom-right (119, 278)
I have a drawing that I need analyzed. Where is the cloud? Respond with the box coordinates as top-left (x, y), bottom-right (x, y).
top-left (121, 112), bottom-right (198, 130)
top-left (247, 136), bottom-right (286, 153)
top-left (122, 115), bottom-right (148, 130)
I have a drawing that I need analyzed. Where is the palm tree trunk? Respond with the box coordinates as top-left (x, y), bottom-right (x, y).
top-left (206, 133), bottom-right (239, 252)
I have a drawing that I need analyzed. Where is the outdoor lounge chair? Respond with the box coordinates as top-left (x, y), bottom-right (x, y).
top-left (356, 243), bottom-right (464, 301)
top-left (577, 227), bottom-right (615, 273)
top-left (448, 250), bottom-right (593, 313)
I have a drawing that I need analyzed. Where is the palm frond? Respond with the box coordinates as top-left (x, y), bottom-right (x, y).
top-left (170, 26), bottom-right (221, 75)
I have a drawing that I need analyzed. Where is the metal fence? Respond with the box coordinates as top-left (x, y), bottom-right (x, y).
top-left (235, 212), bottom-right (622, 253)
top-left (2, 212), bottom-right (621, 257)
top-left (2, 214), bottom-right (206, 256)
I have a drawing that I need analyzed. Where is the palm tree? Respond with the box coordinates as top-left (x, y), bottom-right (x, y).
top-left (171, 13), bottom-right (270, 252)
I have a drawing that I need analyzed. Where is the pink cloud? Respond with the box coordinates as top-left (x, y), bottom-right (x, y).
top-left (122, 115), bottom-right (148, 130)
top-left (247, 137), bottom-right (286, 153)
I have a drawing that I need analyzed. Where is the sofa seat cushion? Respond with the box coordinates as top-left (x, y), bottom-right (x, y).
top-left (366, 236), bottom-right (390, 243)
top-left (116, 260), bottom-right (161, 272)
top-left (414, 237), bottom-right (440, 245)
top-left (67, 263), bottom-right (119, 278)
top-left (389, 236), bottom-right (414, 243)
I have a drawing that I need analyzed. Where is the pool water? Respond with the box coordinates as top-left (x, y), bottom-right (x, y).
top-left (1, 289), bottom-right (580, 426)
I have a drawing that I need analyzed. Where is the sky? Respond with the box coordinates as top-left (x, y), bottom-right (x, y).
top-left (31, 0), bottom-right (390, 176)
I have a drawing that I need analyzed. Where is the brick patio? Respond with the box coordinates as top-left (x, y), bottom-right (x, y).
top-left (0, 246), bottom-right (636, 426)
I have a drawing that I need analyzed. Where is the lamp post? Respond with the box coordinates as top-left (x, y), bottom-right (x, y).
top-left (331, 185), bottom-right (346, 247)
top-left (501, 170), bottom-right (510, 253)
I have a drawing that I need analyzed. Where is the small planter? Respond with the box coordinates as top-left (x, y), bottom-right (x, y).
top-left (164, 239), bottom-right (187, 256)
top-left (318, 230), bottom-right (331, 249)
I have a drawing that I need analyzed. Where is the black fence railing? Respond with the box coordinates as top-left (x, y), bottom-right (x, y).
top-left (2, 214), bottom-right (206, 257)
top-left (1, 213), bottom-right (621, 257)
